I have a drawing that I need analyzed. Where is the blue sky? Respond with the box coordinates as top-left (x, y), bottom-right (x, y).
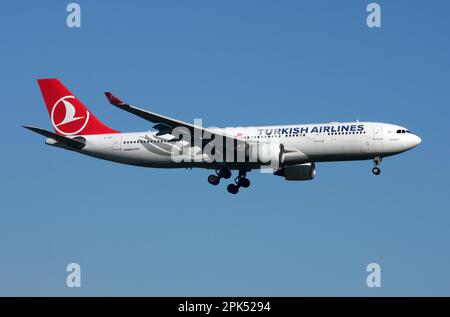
top-left (0, 0), bottom-right (449, 296)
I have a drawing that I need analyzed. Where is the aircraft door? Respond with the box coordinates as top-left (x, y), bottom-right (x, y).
top-left (373, 126), bottom-right (383, 140)
top-left (313, 131), bottom-right (324, 142)
top-left (113, 136), bottom-right (122, 150)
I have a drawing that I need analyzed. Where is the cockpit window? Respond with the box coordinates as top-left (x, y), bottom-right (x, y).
top-left (397, 129), bottom-right (410, 134)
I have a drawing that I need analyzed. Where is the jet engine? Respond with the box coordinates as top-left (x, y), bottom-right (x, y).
top-left (274, 162), bottom-right (316, 181)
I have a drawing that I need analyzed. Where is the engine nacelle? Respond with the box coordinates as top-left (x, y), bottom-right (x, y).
top-left (274, 163), bottom-right (316, 181)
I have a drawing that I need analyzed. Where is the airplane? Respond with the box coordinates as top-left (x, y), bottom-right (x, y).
top-left (24, 78), bottom-right (421, 194)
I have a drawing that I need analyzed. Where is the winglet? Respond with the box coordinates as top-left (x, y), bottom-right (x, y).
top-left (104, 92), bottom-right (125, 106)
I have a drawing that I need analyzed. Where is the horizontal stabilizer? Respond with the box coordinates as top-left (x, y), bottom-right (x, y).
top-left (23, 126), bottom-right (85, 149)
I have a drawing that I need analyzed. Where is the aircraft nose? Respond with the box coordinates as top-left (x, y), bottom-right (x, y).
top-left (412, 134), bottom-right (422, 147)
top-left (414, 135), bottom-right (422, 146)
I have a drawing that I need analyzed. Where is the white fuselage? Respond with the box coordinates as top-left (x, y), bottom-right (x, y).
top-left (49, 122), bottom-right (421, 170)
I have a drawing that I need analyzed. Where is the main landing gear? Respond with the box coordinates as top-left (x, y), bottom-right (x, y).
top-left (207, 168), bottom-right (251, 194)
top-left (372, 156), bottom-right (382, 175)
top-left (207, 166), bottom-right (232, 186)
top-left (227, 170), bottom-right (251, 195)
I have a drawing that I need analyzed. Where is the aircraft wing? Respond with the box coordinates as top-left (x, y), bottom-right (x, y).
top-left (104, 92), bottom-right (245, 147)
top-left (23, 126), bottom-right (86, 149)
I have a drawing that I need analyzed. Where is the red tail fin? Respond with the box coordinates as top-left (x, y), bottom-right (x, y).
top-left (37, 79), bottom-right (119, 136)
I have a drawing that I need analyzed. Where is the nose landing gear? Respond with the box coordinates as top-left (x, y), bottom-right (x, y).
top-left (372, 157), bottom-right (382, 175)
top-left (372, 167), bottom-right (381, 175)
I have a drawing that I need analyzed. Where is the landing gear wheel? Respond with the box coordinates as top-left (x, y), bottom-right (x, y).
top-left (208, 174), bottom-right (220, 185)
top-left (372, 167), bottom-right (381, 175)
top-left (221, 169), bottom-right (232, 179)
top-left (227, 184), bottom-right (239, 194)
top-left (237, 177), bottom-right (250, 188)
